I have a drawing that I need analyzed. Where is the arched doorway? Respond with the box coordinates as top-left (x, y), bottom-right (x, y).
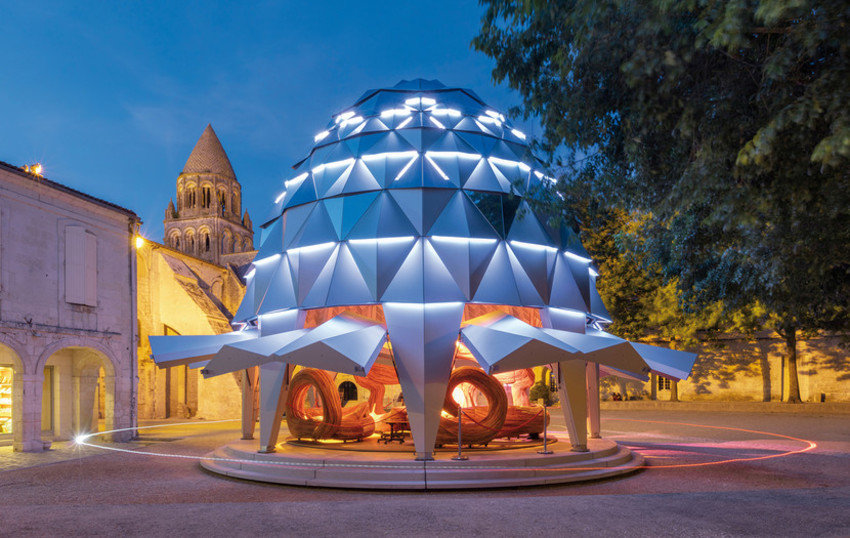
top-left (338, 381), bottom-right (357, 406)
top-left (42, 346), bottom-right (116, 441)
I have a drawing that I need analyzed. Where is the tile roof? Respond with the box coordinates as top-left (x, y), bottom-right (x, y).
top-left (181, 124), bottom-right (236, 180)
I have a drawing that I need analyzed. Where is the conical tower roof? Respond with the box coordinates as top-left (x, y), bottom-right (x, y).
top-left (182, 124), bottom-right (236, 180)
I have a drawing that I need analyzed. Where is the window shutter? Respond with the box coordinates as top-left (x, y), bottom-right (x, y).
top-left (65, 226), bottom-right (85, 304)
top-left (84, 231), bottom-right (97, 306)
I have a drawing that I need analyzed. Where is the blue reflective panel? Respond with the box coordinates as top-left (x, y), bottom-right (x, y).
top-left (341, 191), bottom-right (382, 239)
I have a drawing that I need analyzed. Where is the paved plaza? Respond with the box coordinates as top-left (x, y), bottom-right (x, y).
top-left (1, 407), bottom-right (849, 537)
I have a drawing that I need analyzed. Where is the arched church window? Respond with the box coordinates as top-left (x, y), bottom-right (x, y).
top-left (204, 234), bottom-right (210, 252)
top-left (202, 186), bottom-right (211, 208)
top-left (231, 192), bottom-right (239, 215)
top-left (218, 190), bottom-right (227, 214)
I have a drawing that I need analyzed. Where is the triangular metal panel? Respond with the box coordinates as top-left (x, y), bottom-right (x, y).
top-left (293, 242), bottom-right (338, 305)
top-left (507, 202), bottom-right (556, 247)
top-left (255, 215), bottom-right (284, 261)
top-left (391, 158), bottom-right (425, 189)
top-left (422, 240), bottom-right (466, 302)
top-left (468, 238), bottom-right (500, 295)
top-left (456, 131), bottom-right (498, 155)
top-left (423, 131), bottom-right (478, 154)
top-left (463, 158), bottom-right (510, 193)
top-left (341, 191), bottom-right (381, 239)
top-left (301, 244), bottom-right (339, 308)
top-left (472, 243), bottom-right (521, 304)
top-left (388, 189), bottom-right (424, 234)
top-left (356, 193), bottom-right (418, 239)
top-left (398, 127), bottom-right (423, 151)
top-left (252, 257), bottom-right (282, 310)
top-left (426, 190), bottom-right (468, 236)
top-left (376, 237), bottom-right (418, 298)
top-left (505, 244), bottom-right (548, 305)
top-left (256, 255), bottom-right (298, 313)
top-left (548, 254), bottom-right (589, 311)
top-left (357, 117), bottom-right (390, 136)
top-left (289, 201), bottom-right (340, 248)
top-left (421, 189), bottom-right (456, 233)
top-left (567, 255), bottom-right (591, 309)
top-left (326, 244), bottom-right (376, 305)
top-left (232, 277), bottom-right (257, 323)
top-left (589, 276), bottom-right (612, 321)
top-left (362, 131), bottom-right (416, 155)
top-left (426, 237), bottom-right (471, 299)
top-left (282, 174), bottom-right (318, 209)
top-left (323, 196), bottom-right (344, 239)
top-left (340, 160), bottom-right (382, 195)
top-left (380, 240), bottom-right (424, 302)
top-left (346, 239), bottom-right (379, 298)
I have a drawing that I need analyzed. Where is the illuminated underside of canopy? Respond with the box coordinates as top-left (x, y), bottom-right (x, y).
top-left (150, 79), bottom-right (697, 461)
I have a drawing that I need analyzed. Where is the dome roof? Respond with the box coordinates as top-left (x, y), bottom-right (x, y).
top-left (182, 124), bottom-right (236, 180)
top-left (240, 80), bottom-right (606, 321)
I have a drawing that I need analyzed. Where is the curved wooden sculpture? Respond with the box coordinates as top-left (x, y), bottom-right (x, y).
top-left (353, 361), bottom-right (399, 414)
top-left (286, 368), bottom-right (375, 441)
top-left (497, 406), bottom-right (548, 438)
top-left (494, 368), bottom-right (535, 407)
top-left (436, 367), bottom-right (507, 446)
top-left (286, 368), bottom-right (342, 440)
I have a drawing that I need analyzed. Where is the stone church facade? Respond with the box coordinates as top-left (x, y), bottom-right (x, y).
top-left (136, 125), bottom-right (255, 421)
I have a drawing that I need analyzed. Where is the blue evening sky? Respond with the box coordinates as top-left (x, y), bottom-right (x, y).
top-left (1, 1), bottom-right (537, 240)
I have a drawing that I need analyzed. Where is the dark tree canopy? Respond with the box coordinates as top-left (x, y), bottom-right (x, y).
top-left (475, 0), bottom-right (850, 401)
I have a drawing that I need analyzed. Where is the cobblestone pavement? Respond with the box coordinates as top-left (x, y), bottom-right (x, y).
top-left (1, 411), bottom-right (848, 537)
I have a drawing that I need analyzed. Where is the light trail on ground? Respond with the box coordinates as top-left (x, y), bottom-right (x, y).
top-left (74, 417), bottom-right (818, 473)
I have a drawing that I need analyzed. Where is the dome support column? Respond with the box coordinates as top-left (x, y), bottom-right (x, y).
top-left (257, 310), bottom-right (305, 453)
top-left (383, 302), bottom-right (464, 460)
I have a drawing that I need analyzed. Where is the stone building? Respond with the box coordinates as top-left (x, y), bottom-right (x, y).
top-left (0, 161), bottom-right (139, 451)
top-left (136, 125), bottom-right (255, 420)
top-left (163, 124), bottom-right (253, 264)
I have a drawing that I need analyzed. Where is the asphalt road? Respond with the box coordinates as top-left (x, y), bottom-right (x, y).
top-left (1, 409), bottom-right (848, 537)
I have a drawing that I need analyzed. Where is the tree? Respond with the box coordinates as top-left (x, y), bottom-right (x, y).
top-left (475, 0), bottom-right (850, 402)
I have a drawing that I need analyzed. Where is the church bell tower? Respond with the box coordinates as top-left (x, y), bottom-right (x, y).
top-left (163, 124), bottom-right (253, 264)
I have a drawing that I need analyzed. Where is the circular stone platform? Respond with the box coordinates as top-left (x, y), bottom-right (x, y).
top-left (200, 431), bottom-right (643, 490)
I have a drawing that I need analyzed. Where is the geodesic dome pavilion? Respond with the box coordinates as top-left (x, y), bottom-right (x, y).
top-left (151, 79), bottom-right (696, 464)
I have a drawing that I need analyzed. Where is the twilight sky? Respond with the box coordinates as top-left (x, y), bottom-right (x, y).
top-left (1, 1), bottom-right (536, 240)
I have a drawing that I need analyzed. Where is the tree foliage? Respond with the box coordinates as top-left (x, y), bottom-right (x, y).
top-left (475, 0), bottom-right (850, 401)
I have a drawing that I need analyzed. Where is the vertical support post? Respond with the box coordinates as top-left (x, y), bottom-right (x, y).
top-left (241, 368), bottom-right (255, 440)
top-left (586, 361), bottom-right (601, 439)
top-left (537, 400), bottom-right (552, 454)
top-left (258, 362), bottom-right (288, 453)
top-left (383, 302), bottom-right (464, 461)
top-left (557, 359), bottom-right (588, 452)
top-left (452, 403), bottom-right (467, 461)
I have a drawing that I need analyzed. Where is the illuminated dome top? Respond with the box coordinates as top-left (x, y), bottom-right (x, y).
top-left (238, 80), bottom-right (608, 322)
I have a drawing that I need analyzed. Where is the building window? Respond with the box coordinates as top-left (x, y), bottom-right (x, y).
top-left (231, 192), bottom-right (239, 215)
top-left (186, 187), bottom-right (196, 208)
top-left (204, 234), bottom-right (210, 252)
top-left (65, 226), bottom-right (97, 306)
top-left (658, 376), bottom-right (671, 391)
top-left (202, 186), bottom-right (211, 208)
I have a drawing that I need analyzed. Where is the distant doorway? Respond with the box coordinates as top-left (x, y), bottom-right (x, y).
top-left (338, 381), bottom-right (357, 406)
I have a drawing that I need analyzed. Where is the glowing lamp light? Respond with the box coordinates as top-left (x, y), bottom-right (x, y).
top-left (23, 163), bottom-right (43, 176)
top-left (314, 130), bottom-right (330, 143)
top-left (74, 433), bottom-right (89, 444)
top-left (135, 236), bottom-right (145, 249)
